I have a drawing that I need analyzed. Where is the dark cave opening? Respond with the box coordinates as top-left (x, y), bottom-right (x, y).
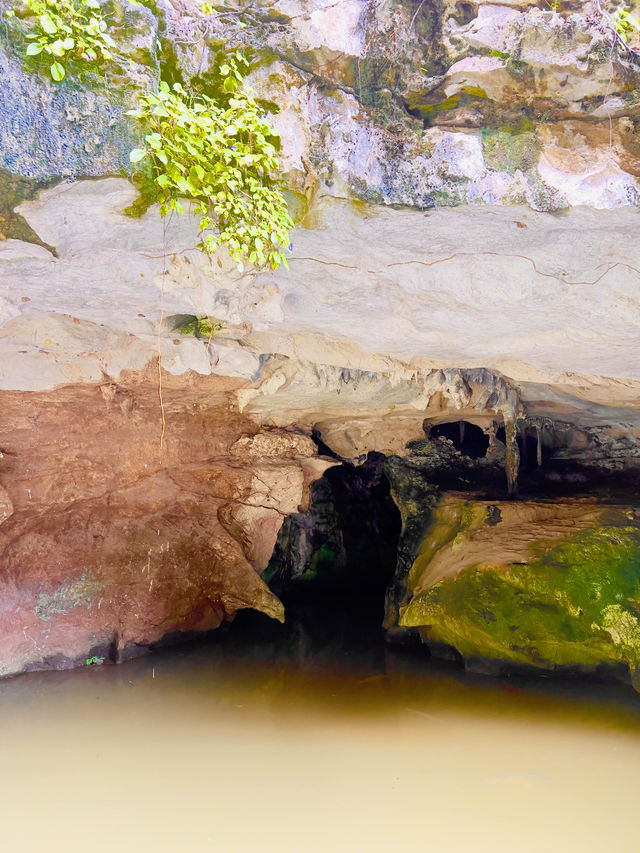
top-left (264, 452), bottom-right (402, 621)
top-left (225, 424), bottom-right (640, 694)
top-left (429, 420), bottom-right (490, 459)
top-left (520, 428), bottom-right (541, 473)
top-left (185, 398), bottom-right (636, 693)
top-left (264, 423), bottom-right (640, 628)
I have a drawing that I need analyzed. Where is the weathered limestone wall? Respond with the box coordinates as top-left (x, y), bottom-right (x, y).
top-left (1, 0), bottom-right (640, 676)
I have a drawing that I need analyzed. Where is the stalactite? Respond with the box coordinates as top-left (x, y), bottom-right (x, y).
top-left (536, 424), bottom-right (542, 469)
top-left (504, 417), bottom-right (520, 496)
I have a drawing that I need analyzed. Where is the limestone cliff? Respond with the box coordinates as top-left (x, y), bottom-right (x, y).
top-left (0, 0), bottom-right (639, 678)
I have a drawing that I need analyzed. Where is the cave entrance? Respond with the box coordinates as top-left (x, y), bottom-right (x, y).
top-left (264, 452), bottom-right (402, 628)
top-left (429, 420), bottom-right (490, 459)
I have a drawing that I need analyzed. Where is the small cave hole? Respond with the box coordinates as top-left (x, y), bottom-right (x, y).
top-left (495, 425), bottom-right (542, 472)
top-left (520, 428), bottom-right (540, 473)
top-left (453, 1), bottom-right (478, 25)
top-left (429, 421), bottom-right (489, 460)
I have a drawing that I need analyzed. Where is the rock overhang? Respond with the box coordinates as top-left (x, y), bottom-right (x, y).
top-left (1, 178), bottom-right (638, 432)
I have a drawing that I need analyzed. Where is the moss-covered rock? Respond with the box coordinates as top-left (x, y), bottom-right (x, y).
top-left (401, 511), bottom-right (640, 680)
top-left (382, 439), bottom-right (486, 633)
top-left (481, 126), bottom-right (540, 174)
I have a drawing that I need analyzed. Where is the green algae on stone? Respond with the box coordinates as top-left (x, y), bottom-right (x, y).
top-left (481, 127), bottom-right (540, 175)
top-left (401, 526), bottom-right (640, 675)
top-left (174, 314), bottom-right (223, 339)
top-left (406, 497), bottom-right (479, 594)
top-left (0, 168), bottom-right (58, 252)
top-left (35, 573), bottom-right (107, 621)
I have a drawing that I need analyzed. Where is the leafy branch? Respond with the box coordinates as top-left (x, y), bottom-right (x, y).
top-left (128, 53), bottom-right (293, 271)
top-left (593, 0), bottom-right (640, 56)
top-left (613, 4), bottom-right (640, 44)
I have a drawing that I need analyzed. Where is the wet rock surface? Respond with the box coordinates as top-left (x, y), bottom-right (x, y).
top-left (397, 493), bottom-right (640, 682)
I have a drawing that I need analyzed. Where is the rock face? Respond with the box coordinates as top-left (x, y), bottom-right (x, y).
top-left (397, 494), bottom-right (640, 682)
top-left (0, 0), bottom-right (157, 180)
top-left (0, 372), bottom-right (332, 677)
top-left (1, 0), bottom-right (640, 679)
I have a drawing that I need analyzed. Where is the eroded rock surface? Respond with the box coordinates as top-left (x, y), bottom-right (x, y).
top-left (0, 371), bottom-right (332, 677)
top-left (1, 1), bottom-right (640, 680)
top-left (397, 494), bottom-right (640, 680)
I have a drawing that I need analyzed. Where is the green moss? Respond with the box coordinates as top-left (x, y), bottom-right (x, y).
top-left (401, 526), bottom-right (640, 674)
top-left (122, 163), bottom-right (157, 218)
top-left (482, 127), bottom-right (540, 174)
top-left (406, 497), bottom-right (487, 592)
top-left (0, 168), bottom-right (58, 253)
top-left (306, 543), bottom-right (339, 583)
top-left (461, 85), bottom-right (488, 99)
top-left (282, 189), bottom-right (308, 225)
top-left (35, 573), bottom-right (105, 621)
top-left (174, 314), bottom-right (222, 338)
top-left (431, 184), bottom-right (468, 206)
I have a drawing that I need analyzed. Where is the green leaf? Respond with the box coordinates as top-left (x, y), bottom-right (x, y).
top-left (26, 43), bottom-right (44, 56)
top-left (40, 14), bottom-right (58, 35)
top-left (50, 61), bottom-right (65, 81)
top-left (129, 148), bottom-right (147, 163)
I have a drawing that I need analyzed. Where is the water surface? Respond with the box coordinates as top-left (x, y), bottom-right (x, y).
top-left (1, 613), bottom-right (639, 853)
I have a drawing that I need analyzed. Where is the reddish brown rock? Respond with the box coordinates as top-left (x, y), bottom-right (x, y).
top-left (0, 369), bottom-right (332, 677)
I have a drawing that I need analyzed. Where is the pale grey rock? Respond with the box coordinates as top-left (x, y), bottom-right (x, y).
top-left (1, 179), bottom-right (639, 457)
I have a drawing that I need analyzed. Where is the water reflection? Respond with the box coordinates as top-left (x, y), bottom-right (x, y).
top-left (0, 608), bottom-right (639, 853)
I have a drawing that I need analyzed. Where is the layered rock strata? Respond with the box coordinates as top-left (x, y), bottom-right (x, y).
top-left (1, 0), bottom-right (640, 679)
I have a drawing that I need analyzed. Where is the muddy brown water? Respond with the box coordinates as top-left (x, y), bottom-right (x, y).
top-left (0, 611), bottom-right (639, 853)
